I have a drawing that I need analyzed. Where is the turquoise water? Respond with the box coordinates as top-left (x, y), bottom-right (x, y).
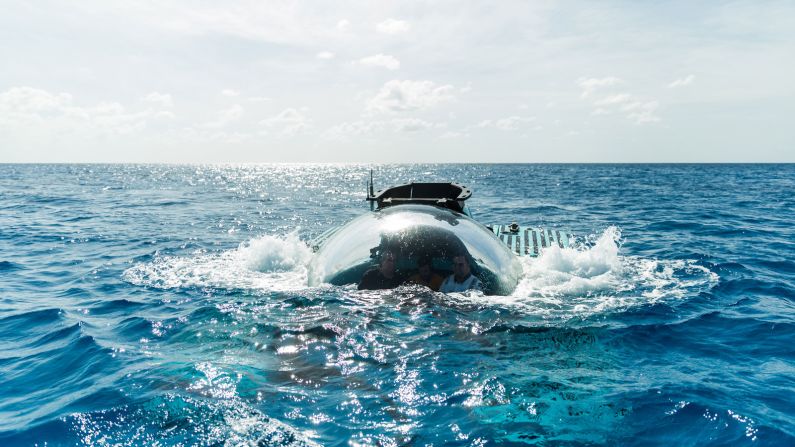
top-left (0, 164), bottom-right (793, 446)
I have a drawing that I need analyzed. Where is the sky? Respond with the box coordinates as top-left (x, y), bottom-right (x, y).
top-left (1, 0), bottom-right (793, 163)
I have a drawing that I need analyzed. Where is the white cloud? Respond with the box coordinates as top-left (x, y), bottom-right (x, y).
top-left (439, 131), bottom-right (467, 139)
top-left (668, 75), bottom-right (695, 88)
top-left (594, 93), bottom-right (632, 106)
top-left (99, 3), bottom-right (349, 47)
top-left (142, 92), bottom-right (173, 108)
top-left (578, 77), bottom-right (624, 98)
top-left (322, 118), bottom-right (440, 140)
top-left (322, 120), bottom-right (383, 141)
top-left (577, 79), bottom-right (661, 124)
top-left (358, 54), bottom-right (400, 70)
top-left (376, 18), bottom-right (411, 34)
top-left (204, 104), bottom-right (243, 128)
top-left (477, 116), bottom-right (535, 131)
top-left (316, 51), bottom-right (335, 60)
top-left (0, 87), bottom-right (170, 136)
top-left (367, 80), bottom-right (455, 114)
top-left (153, 111), bottom-right (176, 120)
top-left (259, 108), bottom-right (310, 136)
top-left (180, 127), bottom-right (252, 144)
top-left (221, 89), bottom-right (240, 97)
top-left (391, 118), bottom-right (439, 132)
top-left (0, 87), bottom-right (72, 116)
top-left (336, 19), bottom-right (350, 31)
top-left (623, 100), bottom-right (660, 124)
top-left (588, 94), bottom-right (661, 124)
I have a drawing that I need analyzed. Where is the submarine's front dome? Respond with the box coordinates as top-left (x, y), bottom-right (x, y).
top-left (309, 205), bottom-right (523, 295)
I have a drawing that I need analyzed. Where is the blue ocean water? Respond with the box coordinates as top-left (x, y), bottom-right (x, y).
top-left (0, 163), bottom-right (793, 446)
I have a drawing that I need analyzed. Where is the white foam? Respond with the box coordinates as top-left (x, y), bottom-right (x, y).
top-left (493, 226), bottom-right (718, 320)
top-left (238, 232), bottom-right (314, 273)
top-left (124, 227), bottom-right (718, 321)
top-left (123, 232), bottom-right (314, 292)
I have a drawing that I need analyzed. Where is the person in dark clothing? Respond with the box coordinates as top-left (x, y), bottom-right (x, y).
top-left (358, 250), bottom-right (401, 290)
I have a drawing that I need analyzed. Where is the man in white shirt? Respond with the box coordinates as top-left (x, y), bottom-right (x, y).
top-left (439, 254), bottom-right (481, 293)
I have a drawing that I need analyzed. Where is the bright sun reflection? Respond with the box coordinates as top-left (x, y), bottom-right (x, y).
top-left (379, 214), bottom-right (415, 233)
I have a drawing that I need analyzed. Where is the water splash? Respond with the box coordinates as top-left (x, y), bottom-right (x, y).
top-left (498, 227), bottom-right (718, 319)
top-left (522, 226), bottom-right (625, 296)
top-left (125, 227), bottom-right (718, 322)
top-left (123, 233), bottom-right (314, 292)
top-left (238, 233), bottom-right (314, 273)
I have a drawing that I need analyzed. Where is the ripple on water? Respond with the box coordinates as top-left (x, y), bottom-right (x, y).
top-left (0, 308), bottom-right (65, 342)
top-left (0, 260), bottom-right (23, 271)
top-left (0, 330), bottom-right (122, 433)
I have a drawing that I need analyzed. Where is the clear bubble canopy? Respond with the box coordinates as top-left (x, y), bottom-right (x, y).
top-left (308, 205), bottom-right (523, 295)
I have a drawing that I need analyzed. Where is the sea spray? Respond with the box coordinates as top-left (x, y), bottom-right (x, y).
top-left (499, 227), bottom-right (717, 320)
top-left (520, 226), bottom-right (624, 296)
top-left (123, 232), bottom-right (314, 292)
top-left (238, 231), bottom-right (313, 273)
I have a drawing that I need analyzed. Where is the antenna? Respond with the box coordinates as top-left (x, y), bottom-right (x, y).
top-left (369, 169), bottom-right (375, 210)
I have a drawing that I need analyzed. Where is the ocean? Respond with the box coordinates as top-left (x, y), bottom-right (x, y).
top-left (0, 163), bottom-right (793, 446)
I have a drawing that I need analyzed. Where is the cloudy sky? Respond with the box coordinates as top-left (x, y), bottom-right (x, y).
top-left (1, 1), bottom-right (793, 162)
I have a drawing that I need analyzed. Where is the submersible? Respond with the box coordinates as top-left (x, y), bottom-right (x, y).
top-left (308, 180), bottom-right (571, 295)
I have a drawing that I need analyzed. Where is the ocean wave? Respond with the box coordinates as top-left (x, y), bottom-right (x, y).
top-left (0, 331), bottom-right (117, 433)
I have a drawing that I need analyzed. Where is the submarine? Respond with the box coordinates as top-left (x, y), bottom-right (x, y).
top-left (307, 178), bottom-right (571, 295)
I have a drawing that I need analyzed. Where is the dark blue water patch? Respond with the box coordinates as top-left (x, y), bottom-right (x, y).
top-left (0, 261), bottom-right (22, 271)
top-left (154, 199), bottom-right (192, 207)
top-left (25, 194), bottom-right (88, 206)
top-left (617, 391), bottom-right (794, 447)
top-left (756, 259), bottom-right (795, 275)
top-left (86, 280), bottom-right (129, 296)
top-left (712, 261), bottom-right (754, 277)
top-left (726, 295), bottom-right (795, 323)
top-left (709, 276), bottom-right (792, 299)
top-left (62, 215), bottom-right (96, 222)
top-left (0, 322), bottom-right (82, 362)
top-left (0, 333), bottom-right (120, 432)
top-left (0, 333), bottom-right (104, 385)
top-left (117, 199), bottom-right (192, 209)
top-left (614, 310), bottom-right (795, 362)
top-left (86, 297), bottom-right (150, 315)
top-left (582, 301), bottom-right (683, 328)
top-left (0, 308), bottom-right (65, 340)
top-left (1, 232), bottom-right (68, 245)
top-left (113, 315), bottom-right (168, 342)
top-left (646, 219), bottom-right (716, 232)
top-left (55, 286), bottom-right (92, 298)
top-left (717, 279), bottom-right (795, 303)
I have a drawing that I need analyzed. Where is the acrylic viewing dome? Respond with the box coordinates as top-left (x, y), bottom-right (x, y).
top-left (308, 204), bottom-right (523, 295)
